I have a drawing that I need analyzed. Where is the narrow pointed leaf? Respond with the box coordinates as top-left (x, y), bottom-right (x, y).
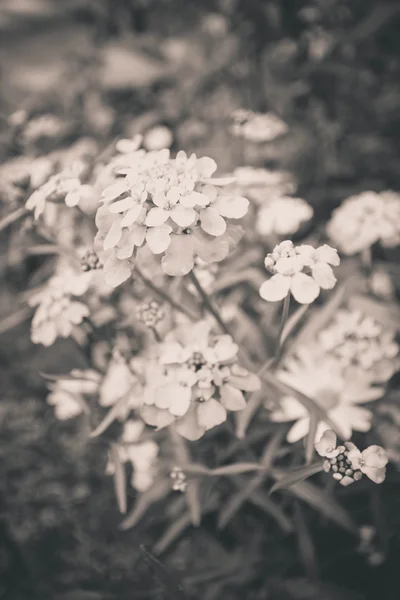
top-left (89, 391), bottom-right (131, 438)
top-left (140, 546), bottom-right (188, 600)
top-left (110, 443), bottom-right (127, 514)
top-left (210, 463), bottom-right (263, 476)
top-left (305, 412), bottom-right (319, 465)
top-left (250, 489), bottom-right (294, 533)
top-left (269, 463), bottom-right (324, 494)
top-left (119, 479), bottom-right (170, 530)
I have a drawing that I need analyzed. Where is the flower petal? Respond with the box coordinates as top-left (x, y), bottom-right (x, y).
top-left (116, 230), bottom-right (136, 259)
top-left (347, 447), bottom-right (363, 469)
top-left (311, 262), bottom-right (337, 290)
top-left (109, 197), bottom-right (135, 214)
top-left (228, 373), bottom-right (261, 391)
top-left (161, 234), bottom-right (195, 276)
top-left (259, 274), bottom-right (291, 302)
top-left (103, 220), bottom-right (123, 250)
top-left (314, 244), bottom-right (340, 266)
top-left (220, 384), bottom-right (246, 411)
top-left (193, 229), bottom-right (230, 263)
top-left (214, 195), bottom-right (249, 218)
top-left (170, 205), bottom-right (196, 227)
top-left (200, 207), bottom-right (227, 236)
top-left (196, 156), bottom-right (217, 178)
top-left (103, 255), bottom-right (132, 287)
top-left (146, 225), bottom-right (172, 254)
top-left (361, 466), bottom-right (386, 484)
top-left (120, 203), bottom-right (143, 227)
top-left (362, 445), bottom-right (388, 469)
top-left (197, 398), bottom-right (227, 430)
top-left (287, 417), bottom-right (310, 443)
top-left (315, 430), bottom-right (337, 457)
top-left (290, 272), bottom-right (320, 304)
top-left (175, 406), bottom-right (205, 440)
top-left (102, 180), bottom-right (128, 201)
top-left (145, 207), bottom-right (169, 227)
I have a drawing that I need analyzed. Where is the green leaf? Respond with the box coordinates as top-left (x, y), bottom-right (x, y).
top-left (110, 443), bottom-right (127, 514)
top-left (119, 479), bottom-right (170, 530)
top-left (208, 463), bottom-right (264, 476)
top-left (153, 512), bottom-right (192, 556)
top-left (280, 303), bottom-right (309, 346)
top-left (235, 390), bottom-right (263, 439)
top-left (270, 463), bottom-right (324, 494)
top-left (250, 489), bottom-right (294, 533)
top-left (0, 206), bottom-right (27, 233)
top-left (271, 468), bottom-right (358, 533)
top-left (305, 412), bottom-right (319, 465)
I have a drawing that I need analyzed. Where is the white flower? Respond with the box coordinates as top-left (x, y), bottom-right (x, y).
top-left (25, 161), bottom-right (92, 218)
top-left (270, 348), bottom-right (384, 442)
top-left (231, 110), bottom-right (289, 143)
top-left (143, 125), bottom-right (173, 151)
top-left (256, 196), bottom-right (313, 236)
top-left (29, 266), bottom-right (93, 346)
top-left (347, 444), bottom-right (388, 484)
top-left (139, 321), bottom-right (260, 440)
top-left (47, 370), bottom-right (100, 420)
top-left (318, 309), bottom-right (399, 380)
top-left (99, 352), bottom-right (141, 409)
top-left (326, 191), bottom-right (400, 255)
top-left (95, 148), bottom-right (247, 286)
top-left (232, 167), bottom-right (297, 203)
top-left (259, 240), bottom-right (340, 304)
top-left (106, 419), bottom-right (159, 492)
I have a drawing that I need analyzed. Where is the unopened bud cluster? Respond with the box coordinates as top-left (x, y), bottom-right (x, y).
top-left (136, 299), bottom-right (164, 328)
top-left (170, 466), bottom-right (187, 492)
top-left (81, 249), bottom-right (102, 271)
top-left (323, 444), bottom-right (363, 486)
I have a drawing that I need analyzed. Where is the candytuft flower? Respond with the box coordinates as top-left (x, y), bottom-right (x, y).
top-left (47, 369), bottom-right (100, 420)
top-left (137, 320), bottom-right (261, 440)
top-left (315, 430), bottom-right (388, 486)
top-left (231, 110), bottom-right (289, 143)
top-left (270, 348), bottom-right (384, 442)
top-left (95, 147), bottom-right (248, 286)
top-left (259, 240), bottom-right (340, 304)
top-left (256, 196), bottom-right (313, 236)
top-left (326, 191), bottom-right (400, 255)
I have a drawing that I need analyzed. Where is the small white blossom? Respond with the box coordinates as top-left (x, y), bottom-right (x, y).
top-left (326, 191), bottom-right (400, 255)
top-left (47, 370), bottom-right (100, 420)
top-left (231, 110), bottom-right (289, 143)
top-left (256, 196), bottom-right (313, 236)
top-left (270, 348), bottom-right (384, 442)
top-left (259, 240), bottom-right (340, 304)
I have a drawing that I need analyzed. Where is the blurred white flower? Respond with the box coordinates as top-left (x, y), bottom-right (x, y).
top-left (138, 320), bottom-right (260, 440)
top-left (259, 240), bottom-right (340, 304)
top-left (106, 419), bottom-right (159, 492)
top-left (256, 196), bottom-right (313, 236)
top-left (318, 308), bottom-right (399, 380)
top-left (143, 125), bottom-right (173, 151)
top-left (348, 444), bottom-right (388, 484)
top-left (47, 369), bottom-right (100, 420)
top-left (326, 191), bottom-right (400, 255)
top-left (369, 268), bottom-right (395, 300)
top-left (271, 348), bottom-right (384, 442)
top-left (231, 110), bottom-right (289, 143)
top-left (232, 167), bottom-right (297, 203)
top-left (29, 266), bottom-right (93, 346)
top-left (26, 161), bottom-right (93, 218)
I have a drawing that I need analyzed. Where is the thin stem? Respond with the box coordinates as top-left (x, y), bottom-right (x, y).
top-left (278, 294), bottom-right (290, 346)
top-left (135, 267), bottom-right (197, 320)
top-left (150, 326), bottom-right (162, 343)
top-left (188, 270), bottom-right (231, 336)
top-left (0, 207), bottom-right (27, 233)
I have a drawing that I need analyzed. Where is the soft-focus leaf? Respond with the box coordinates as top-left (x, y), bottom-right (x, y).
top-left (271, 468), bottom-right (357, 533)
top-left (210, 463), bottom-right (263, 476)
top-left (140, 546), bottom-right (188, 600)
top-left (110, 443), bottom-right (127, 514)
top-left (280, 303), bottom-right (309, 346)
top-left (119, 480), bottom-right (170, 530)
top-left (270, 463), bottom-right (323, 494)
top-left (235, 390), bottom-right (263, 439)
top-left (305, 412), bottom-right (319, 464)
top-left (89, 390), bottom-right (132, 438)
top-left (250, 489), bottom-right (294, 533)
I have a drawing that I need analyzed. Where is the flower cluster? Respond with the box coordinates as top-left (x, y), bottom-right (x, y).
top-left (256, 196), bottom-right (313, 237)
top-left (327, 191), bottom-right (400, 255)
top-left (137, 321), bottom-right (261, 440)
top-left (232, 167), bottom-right (297, 204)
top-left (170, 466), bottom-right (188, 492)
top-left (135, 299), bottom-right (165, 329)
top-left (270, 347), bottom-right (384, 442)
top-left (95, 146), bottom-right (248, 286)
top-left (230, 110), bottom-right (289, 143)
top-left (316, 430), bottom-right (388, 486)
top-left (26, 160), bottom-right (94, 219)
top-left (29, 266), bottom-right (93, 346)
top-left (259, 240), bottom-right (340, 304)
top-left (106, 420), bottom-right (159, 492)
top-left (47, 369), bottom-right (100, 420)
top-left (318, 309), bottom-right (399, 377)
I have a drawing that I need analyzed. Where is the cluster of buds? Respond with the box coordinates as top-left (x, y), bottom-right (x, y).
top-left (170, 466), bottom-right (187, 492)
top-left (316, 430), bottom-right (388, 486)
top-left (80, 249), bottom-right (103, 272)
top-left (259, 240), bottom-right (340, 304)
top-left (135, 299), bottom-right (165, 329)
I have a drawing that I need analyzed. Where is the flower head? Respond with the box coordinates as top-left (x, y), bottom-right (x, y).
top-left (137, 320), bottom-right (260, 440)
top-left (47, 369), bottom-right (100, 420)
top-left (270, 347), bottom-right (384, 442)
top-left (231, 110), bottom-right (289, 143)
top-left (259, 240), bottom-right (340, 304)
top-left (95, 147), bottom-right (248, 286)
top-left (256, 196), bottom-right (313, 236)
top-left (29, 265), bottom-right (93, 346)
top-left (26, 161), bottom-right (93, 219)
top-left (315, 430), bottom-right (388, 486)
top-left (326, 191), bottom-right (400, 255)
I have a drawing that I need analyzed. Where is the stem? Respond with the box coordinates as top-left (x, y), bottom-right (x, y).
top-left (278, 294), bottom-right (290, 346)
top-left (0, 207), bottom-right (27, 233)
top-left (361, 246), bottom-right (372, 274)
top-left (135, 267), bottom-right (197, 320)
top-left (188, 270), bottom-right (231, 336)
top-left (150, 326), bottom-right (162, 343)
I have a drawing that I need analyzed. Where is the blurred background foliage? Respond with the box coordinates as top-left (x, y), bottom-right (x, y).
top-left (1, 1), bottom-right (400, 599)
